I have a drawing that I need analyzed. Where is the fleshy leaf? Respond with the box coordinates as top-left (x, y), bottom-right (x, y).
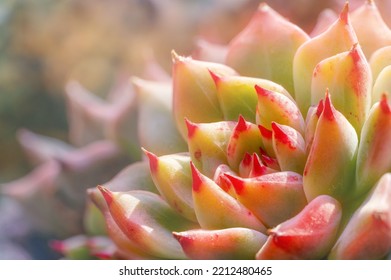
top-left (88, 188), bottom-right (155, 259)
top-left (329, 173), bottom-right (391, 260)
top-left (97, 186), bottom-right (197, 259)
top-left (186, 120), bottom-right (235, 178)
top-left (356, 94), bottom-right (391, 195)
top-left (305, 99), bottom-right (324, 153)
top-left (144, 149), bottom-right (196, 222)
top-left (303, 93), bottom-right (358, 203)
top-left (293, 3), bottom-right (357, 114)
top-left (372, 66), bottom-right (391, 104)
top-left (190, 163), bottom-right (266, 232)
top-left (226, 116), bottom-right (264, 172)
top-left (103, 161), bottom-right (157, 193)
top-left (16, 129), bottom-right (75, 165)
top-left (310, 9), bottom-right (338, 37)
top-left (271, 122), bottom-right (306, 174)
top-left (369, 46), bottom-right (391, 84)
top-left (256, 195), bottom-right (342, 260)
top-left (256, 85), bottom-right (305, 135)
top-left (225, 172), bottom-right (307, 228)
top-left (173, 228), bottom-right (267, 260)
top-left (172, 51), bottom-right (237, 139)
top-left (132, 78), bottom-right (187, 155)
top-left (311, 44), bottom-right (372, 134)
top-left (211, 71), bottom-right (293, 123)
top-left (226, 3), bottom-right (309, 95)
top-left (192, 38), bottom-right (227, 64)
top-left (351, 0), bottom-right (391, 59)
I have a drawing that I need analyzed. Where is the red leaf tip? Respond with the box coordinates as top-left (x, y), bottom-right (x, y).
top-left (316, 99), bottom-right (324, 118)
top-left (254, 85), bottom-right (271, 97)
top-left (242, 152), bottom-right (252, 167)
top-left (339, 2), bottom-right (350, 24)
top-left (271, 122), bottom-right (290, 145)
top-left (190, 162), bottom-right (203, 193)
top-left (236, 115), bottom-right (249, 133)
top-left (142, 148), bottom-right (159, 173)
top-left (380, 93), bottom-right (391, 114)
top-left (259, 125), bottom-right (273, 139)
top-left (97, 185), bottom-right (114, 206)
top-left (208, 69), bottom-right (221, 86)
top-left (185, 118), bottom-right (198, 139)
top-left (224, 173), bottom-right (245, 195)
top-left (323, 90), bottom-right (335, 121)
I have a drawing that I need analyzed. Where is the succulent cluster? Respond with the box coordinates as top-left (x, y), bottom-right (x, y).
top-left (3, 0), bottom-right (391, 260)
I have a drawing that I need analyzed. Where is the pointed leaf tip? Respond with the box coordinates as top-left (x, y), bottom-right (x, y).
top-left (380, 93), bottom-right (391, 114)
top-left (339, 2), bottom-right (350, 24)
top-left (259, 125), bottom-right (272, 139)
top-left (271, 122), bottom-right (290, 145)
top-left (190, 162), bottom-right (203, 192)
top-left (208, 69), bottom-right (221, 86)
top-left (316, 99), bottom-right (324, 118)
top-left (143, 148), bottom-right (159, 173)
top-left (224, 173), bottom-right (245, 195)
top-left (323, 90), bottom-right (335, 121)
top-left (254, 85), bottom-right (270, 97)
top-left (185, 118), bottom-right (198, 139)
top-left (242, 153), bottom-right (252, 166)
top-left (97, 185), bottom-right (113, 206)
top-left (236, 115), bottom-right (248, 132)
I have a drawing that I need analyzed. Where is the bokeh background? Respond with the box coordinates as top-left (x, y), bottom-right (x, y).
top-left (0, 0), bottom-right (390, 259)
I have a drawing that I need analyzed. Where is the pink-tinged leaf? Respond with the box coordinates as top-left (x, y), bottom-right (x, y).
top-left (226, 116), bottom-right (264, 171)
top-left (310, 9), bottom-right (338, 37)
top-left (172, 51), bottom-right (237, 139)
top-left (356, 94), bottom-right (391, 195)
top-left (173, 228), bottom-right (267, 260)
top-left (192, 38), bottom-right (228, 64)
top-left (226, 3), bottom-right (309, 95)
top-left (16, 129), bottom-right (75, 165)
top-left (370, 46), bottom-right (391, 85)
top-left (65, 80), bottom-right (140, 159)
top-left (255, 85), bottom-right (305, 135)
top-left (247, 153), bottom-right (276, 178)
top-left (373, 65), bottom-right (391, 104)
top-left (213, 164), bottom-right (237, 197)
top-left (351, 0), bottom-right (391, 59)
top-left (303, 92), bottom-right (358, 203)
top-left (186, 120), bottom-right (235, 178)
top-left (329, 173), bottom-right (391, 260)
top-left (225, 172), bottom-right (307, 228)
top-left (256, 195), bottom-right (341, 260)
top-left (102, 161), bottom-right (157, 193)
top-left (258, 125), bottom-right (275, 158)
top-left (144, 149), bottom-right (196, 222)
top-left (88, 188), bottom-right (155, 260)
top-left (271, 122), bottom-right (306, 174)
top-left (97, 186), bottom-right (197, 259)
top-left (311, 44), bottom-right (372, 134)
top-left (293, 3), bottom-right (358, 114)
top-left (305, 99), bottom-right (324, 153)
top-left (132, 78), bottom-right (187, 155)
top-left (190, 163), bottom-right (266, 233)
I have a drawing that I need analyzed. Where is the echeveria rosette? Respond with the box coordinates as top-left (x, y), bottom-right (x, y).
top-left (69, 1), bottom-right (391, 260)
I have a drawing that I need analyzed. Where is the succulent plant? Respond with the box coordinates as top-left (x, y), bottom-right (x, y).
top-left (4, 1), bottom-right (391, 260)
top-left (76, 1), bottom-right (391, 260)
